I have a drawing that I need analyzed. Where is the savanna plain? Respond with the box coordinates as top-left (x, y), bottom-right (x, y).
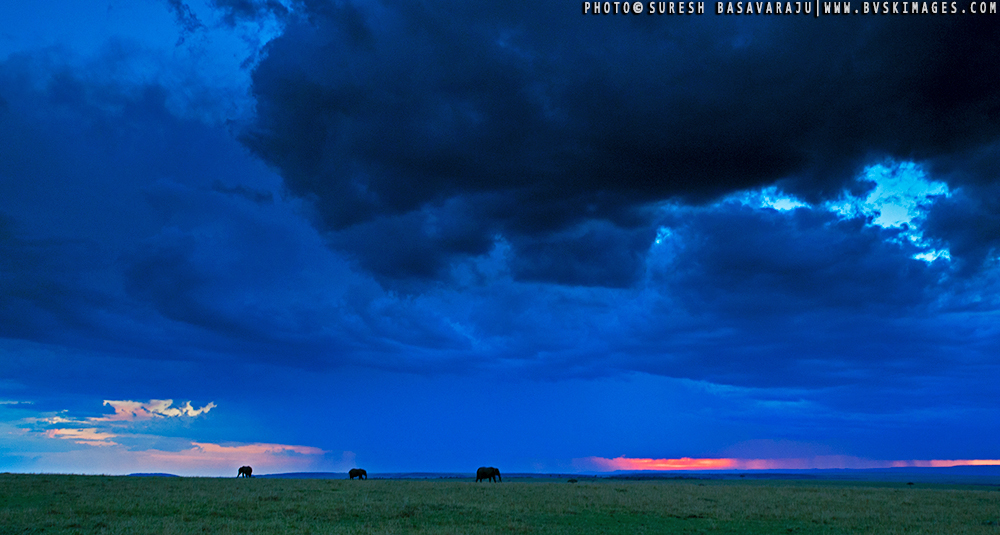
top-left (1, 473), bottom-right (999, 534)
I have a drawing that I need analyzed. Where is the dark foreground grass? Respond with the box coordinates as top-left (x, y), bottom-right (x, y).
top-left (1, 474), bottom-right (999, 534)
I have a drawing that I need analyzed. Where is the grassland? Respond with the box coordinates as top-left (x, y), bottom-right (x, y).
top-left (1, 474), bottom-right (998, 534)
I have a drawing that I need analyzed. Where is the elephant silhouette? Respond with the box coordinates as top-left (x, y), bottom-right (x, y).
top-left (349, 468), bottom-right (367, 480)
top-left (476, 466), bottom-right (501, 482)
top-left (238, 466), bottom-right (253, 478)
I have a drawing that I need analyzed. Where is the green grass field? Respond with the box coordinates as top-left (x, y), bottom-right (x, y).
top-left (1, 474), bottom-right (998, 534)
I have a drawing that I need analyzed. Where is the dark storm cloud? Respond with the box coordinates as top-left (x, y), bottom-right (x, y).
top-left (657, 204), bottom-right (945, 316)
top-left (242, 2), bottom-right (1000, 286)
top-left (0, 49), bottom-right (334, 364)
top-left (5, 1), bottom-right (1000, 474)
top-left (164, 0), bottom-right (205, 44)
top-left (1, 32), bottom-right (997, 399)
top-left (211, 180), bottom-right (275, 204)
top-left (326, 195), bottom-right (498, 282)
top-left (922, 184), bottom-right (1000, 278)
top-left (2, 1), bottom-right (998, 409)
top-left (0, 217), bottom-right (115, 344)
top-left (570, 199), bottom-right (1000, 399)
top-left (508, 220), bottom-right (655, 287)
top-left (0, 46), bottom-right (497, 380)
top-left (920, 139), bottom-right (1000, 275)
top-left (210, 0), bottom-right (291, 26)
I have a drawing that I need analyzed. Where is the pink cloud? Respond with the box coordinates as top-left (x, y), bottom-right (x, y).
top-left (90, 399), bottom-right (216, 422)
top-left (43, 428), bottom-right (118, 447)
top-left (577, 456), bottom-right (737, 471)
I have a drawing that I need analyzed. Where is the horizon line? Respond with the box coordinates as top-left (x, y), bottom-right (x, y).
top-left (6, 458), bottom-right (1000, 478)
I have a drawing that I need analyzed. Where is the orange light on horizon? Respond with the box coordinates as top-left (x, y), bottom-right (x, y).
top-left (577, 456), bottom-right (1000, 471)
top-left (579, 456), bottom-right (737, 471)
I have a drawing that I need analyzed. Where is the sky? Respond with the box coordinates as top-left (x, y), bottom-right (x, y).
top-left (1, 0), bottom-right (999, 477)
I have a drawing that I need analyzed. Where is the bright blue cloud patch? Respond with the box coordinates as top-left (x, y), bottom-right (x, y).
top-left (732, 161), bottom-right (953, 263)
top-left (731, 186), bottom-right (809, 212)
top-left (827, 162), bottom-right (952, 262)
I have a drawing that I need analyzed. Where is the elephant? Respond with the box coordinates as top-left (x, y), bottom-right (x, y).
top-left (349, 468), bottom-right (367, 480)
top-left (476, 467), bottom-right (501, 483)
top-left (238, 466), bottom-right (252, 478)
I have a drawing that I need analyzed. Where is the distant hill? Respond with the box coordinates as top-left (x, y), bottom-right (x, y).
top-left (127, 473), bottom-right (180, 477)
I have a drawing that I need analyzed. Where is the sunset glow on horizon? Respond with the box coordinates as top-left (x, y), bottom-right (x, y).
top-left (577, 456), bottom-right (1000, 472)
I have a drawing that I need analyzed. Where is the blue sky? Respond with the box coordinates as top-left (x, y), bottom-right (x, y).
top-left (1, 0), bottom-right (999, 476)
